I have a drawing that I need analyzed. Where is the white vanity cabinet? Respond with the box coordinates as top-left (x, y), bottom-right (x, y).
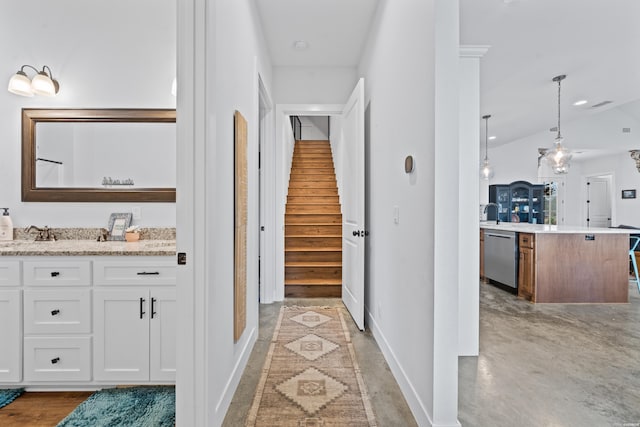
top-left (22, 259), bottom-right (92, 382)
top-left (93, 258), bottom-right (176, 383)
top-left (0, 261), bottom-right (21, 382)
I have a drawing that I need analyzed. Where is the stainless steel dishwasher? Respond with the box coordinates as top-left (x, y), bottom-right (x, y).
top-left (484, 230), bottom-right (518, 289)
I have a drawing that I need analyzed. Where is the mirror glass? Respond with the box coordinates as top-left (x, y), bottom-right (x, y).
top-left (22, 109), bottom-right (176, 202)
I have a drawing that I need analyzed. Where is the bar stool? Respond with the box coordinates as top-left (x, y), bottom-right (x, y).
top-left (629, 236), bottom-right (640, 293)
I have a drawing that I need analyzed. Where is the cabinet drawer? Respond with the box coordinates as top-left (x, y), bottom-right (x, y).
top-left (0, 261), bottom-right (20, 287)
top-left (23, 261), bottom-right (91, 287)
top-left (519, 233), bottom-right (535, 249)
top-left (24, 289), bottom-right (91, 334)
top-left (94, 260), bottom-right (176, 286)
top-left (24, 336), bottom-right (91, 381)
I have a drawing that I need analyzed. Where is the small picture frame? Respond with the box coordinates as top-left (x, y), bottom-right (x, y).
top-left (622, 189), bottom-right (636, 199)
top-left (107, 213), bottom-right (133, 241)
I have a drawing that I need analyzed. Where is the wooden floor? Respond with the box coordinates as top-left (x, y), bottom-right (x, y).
top-left (0, 391), bottom-right (91, 427)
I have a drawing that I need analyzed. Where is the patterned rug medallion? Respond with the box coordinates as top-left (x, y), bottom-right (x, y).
top-left (246, 306), bottom-right (376, 426)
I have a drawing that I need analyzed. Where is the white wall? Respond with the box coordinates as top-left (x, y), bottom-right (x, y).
top-left (485, 102), bottom-right (640, 226)
top-left (570, 152), bottom-right (640, 227)
top-left (273, 67), bottom-right (358, 104)
top-left (358, 0), bottom-right (460, 425)
top-left (204, 0), bottom-right (273, 425)
top-left (1, 0), bottom-right (176, 227)
top-left (329, 116), bottom-right (344, 203)
top-left (299, 116), bottom-right (330, 140)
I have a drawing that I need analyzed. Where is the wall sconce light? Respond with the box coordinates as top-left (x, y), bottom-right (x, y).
top-left (8, 65), bottom-right (60, 97)
top-left (629, 150), bottom-right (640, 172)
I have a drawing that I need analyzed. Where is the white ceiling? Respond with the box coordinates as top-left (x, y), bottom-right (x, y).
top-left (254, 0), bottom-right (378, 67)
top-left (255, 0), bottom-right (640, 147)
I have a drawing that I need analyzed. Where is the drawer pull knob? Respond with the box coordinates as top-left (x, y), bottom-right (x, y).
top-left (51, 309), bottom-right (60, 316)
top-left (137, 271), bottom-right (160, 276)
top-left (51, 357), bottom-right (60, 364)
top-left (51, 271), bottom-right (60, 277)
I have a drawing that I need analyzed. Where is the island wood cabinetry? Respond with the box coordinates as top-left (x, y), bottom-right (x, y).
top-left (517, 233), bottom-right (535, 301)
top-left (482, 225), bottom-right (629, 303)
top-left (0, 255), bottom-right (175, 387)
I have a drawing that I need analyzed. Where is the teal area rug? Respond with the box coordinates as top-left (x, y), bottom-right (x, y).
top-left (0, 388), bottom-right (24, 409)
top-left (56, 386), bottom-right (175, 427)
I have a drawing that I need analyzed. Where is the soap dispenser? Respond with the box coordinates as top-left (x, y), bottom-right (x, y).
top-left (0, 208), bottom-right (13, 241)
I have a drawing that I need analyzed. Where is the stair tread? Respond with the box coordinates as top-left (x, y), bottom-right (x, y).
top-left (286, 234), bottom-right (341, 238)
top-left (285, 278), bottom-right (342, 285)
top-left (285, 247), bottom-right (342, 252)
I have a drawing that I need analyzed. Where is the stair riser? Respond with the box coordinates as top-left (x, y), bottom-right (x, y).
top-left (285, 267), bottom-right (342, 280)
top-left (285, 251), bottom-right (342, 263)
top-left (285, 214), bottom-right (341, 224)
top-left (285, 225), bottom-right (342, 236)
top-left (287, 188), bottom-right (338, 196)
top-left (285, 237), bottom-right (341, 248)
top-left (286, 205), bottom-right (341, 214)
top-left (287, 197), bottom-right (340, 205)
top-left (288, 182), bottom-right (337, 189)
top-left (289, 175), bottom-right (336, 182)
top-left (290, 168), bottom-right (335, 174)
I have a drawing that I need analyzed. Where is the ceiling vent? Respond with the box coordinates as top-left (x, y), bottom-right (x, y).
top-left (623, 127), bottom-right (631, 133)
top-left (591, 100), bottom-right (613, 108)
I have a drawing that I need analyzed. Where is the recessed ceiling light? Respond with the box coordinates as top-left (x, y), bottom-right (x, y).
top-left (488, 136), bottom-right (497, 140)
top-left (293, 40), bottom-right (308, 50)
top-left (573, 100), bottom-right (588, 106)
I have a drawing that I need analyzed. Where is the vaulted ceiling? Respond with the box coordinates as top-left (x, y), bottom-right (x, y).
top-left (255, 0), bottom-right (640, 148)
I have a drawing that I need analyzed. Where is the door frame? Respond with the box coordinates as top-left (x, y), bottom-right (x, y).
top-left (273, 104), bottom-right (344, 301)
top-left (582, 172), bottom-right (615, 227)
top-left (257, 66), bottom-right (274, 304)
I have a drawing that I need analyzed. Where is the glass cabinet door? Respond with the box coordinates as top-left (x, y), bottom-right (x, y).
top-left (510, 184), bottom-right (530, 223)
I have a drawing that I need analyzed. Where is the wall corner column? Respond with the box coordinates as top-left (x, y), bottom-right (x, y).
top-left (458, 45), bottom-right (489, 357)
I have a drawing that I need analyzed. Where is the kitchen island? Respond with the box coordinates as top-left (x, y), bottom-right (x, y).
top-left (480, 223), bottom-right (631, 303)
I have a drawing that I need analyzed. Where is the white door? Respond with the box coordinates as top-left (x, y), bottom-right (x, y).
top-left (94, 289), bottom-right (149, 381)
top-left (149, 288), bottom-right (177, 381)
top-left (0, 290), bottom-right (21, 382)
top-left (341, 78), bottom-right (366, 330)
top-left (586, 177), bottom-right (612, 228)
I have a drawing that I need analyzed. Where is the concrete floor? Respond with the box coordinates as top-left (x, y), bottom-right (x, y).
top-left (225, 284), bottom-right (640, 426)
top-left (222, 298), bottom-right (418, 426)
top-left (459, 282), bottom-right (640, 427)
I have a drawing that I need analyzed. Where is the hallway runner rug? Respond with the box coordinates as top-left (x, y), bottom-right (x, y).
top-left (246, 306), bottom-right (376, 426)
top-left (0, 388), bottom-right (24, 409)
top-left (56, 386), bottom-right (175, 427)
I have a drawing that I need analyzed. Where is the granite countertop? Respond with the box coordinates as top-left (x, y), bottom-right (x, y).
top-left (480, 222), bottom-right (634, 234)
top-left (0, 239), bottom-right (176, 256)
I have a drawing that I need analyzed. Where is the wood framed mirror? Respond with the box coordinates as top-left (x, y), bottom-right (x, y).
top-left (22, 108), bottom-right (176, 202)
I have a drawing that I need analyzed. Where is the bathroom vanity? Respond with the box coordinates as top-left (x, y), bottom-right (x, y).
top-left (0, 239), bottom-right (176, 388)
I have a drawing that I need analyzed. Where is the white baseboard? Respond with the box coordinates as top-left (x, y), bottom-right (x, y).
top-left (213, 325), bottom-right (257, 422)
top-left (365, 307), bottom-right (462, 427)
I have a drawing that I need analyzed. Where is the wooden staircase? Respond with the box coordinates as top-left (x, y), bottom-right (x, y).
top-left (285, 140), bottom-right (342, 298)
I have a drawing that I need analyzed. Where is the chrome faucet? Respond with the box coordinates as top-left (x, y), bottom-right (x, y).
top-left (25, 225), bottom-right (57, 241)
top-left (484, 203), bottom-right (500, 225)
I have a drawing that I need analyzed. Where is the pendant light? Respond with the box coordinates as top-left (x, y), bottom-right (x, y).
top-left (544, 74), bottom-right (572, 174)
top-left (480, 114), bottom-right (495, 180)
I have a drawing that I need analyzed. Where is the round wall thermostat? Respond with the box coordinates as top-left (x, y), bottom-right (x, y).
top-left (404, 155), bottom-right (414, 173)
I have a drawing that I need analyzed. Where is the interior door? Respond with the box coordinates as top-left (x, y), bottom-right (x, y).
top-left (586, 177), bottom-right (612, 228)
top-left (341, 78), bottom-right (365, 330)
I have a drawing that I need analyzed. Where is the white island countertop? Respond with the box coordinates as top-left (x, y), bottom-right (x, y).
top-left (480, 222), bottom-right (636, 234)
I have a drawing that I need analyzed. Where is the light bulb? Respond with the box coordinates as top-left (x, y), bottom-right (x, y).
top-left (480, 159), bottom-right (494, 180)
